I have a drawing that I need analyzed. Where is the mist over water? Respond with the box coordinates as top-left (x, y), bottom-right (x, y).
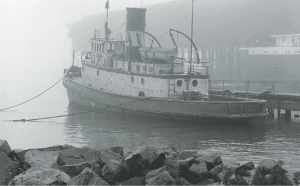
top-left (1, 0), bottom-right (300, 174)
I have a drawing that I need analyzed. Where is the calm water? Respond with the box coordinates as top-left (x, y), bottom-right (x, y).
top-left (1, 0), bottom-right (300, 173)
top-left (1, 78), bottom-right (300, 172)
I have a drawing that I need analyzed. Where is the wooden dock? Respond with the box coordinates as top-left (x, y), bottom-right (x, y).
top-left (209, 89), bottom-right (300, 119)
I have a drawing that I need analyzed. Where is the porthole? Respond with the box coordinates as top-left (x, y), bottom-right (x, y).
top-left (141, 78), bottom-right (144, 85)
top-left (131, 77), bottom-right (134, 83)
top-left (177, 80), bottom-right (183, 87)
top-left (192, 80), bottom-right (198, 87)
top-left (138, 91), bottom-right (145, 97)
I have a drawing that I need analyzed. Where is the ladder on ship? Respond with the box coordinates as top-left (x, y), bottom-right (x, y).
top-left (168, 79), bottom-right (175, 98)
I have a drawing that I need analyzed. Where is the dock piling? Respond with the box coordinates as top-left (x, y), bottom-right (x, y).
top-left (286, 110), bottom-right (291, 119)
top-left (268, 108), bottom-right (274, 117)
top-left (277, 95), bottom-right (281, 119)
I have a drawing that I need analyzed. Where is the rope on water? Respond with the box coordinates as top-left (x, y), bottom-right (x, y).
top-left (6, 97), bottom-right (151, 122)
top-left (0, 77), bottom-right (64, 111)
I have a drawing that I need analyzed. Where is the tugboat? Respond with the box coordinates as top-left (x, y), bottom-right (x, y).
top-left (63, 0), bottom-right (267, 121)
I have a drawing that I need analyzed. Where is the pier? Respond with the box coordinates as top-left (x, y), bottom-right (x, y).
top-left (209, 80), bottom-right (300, 119)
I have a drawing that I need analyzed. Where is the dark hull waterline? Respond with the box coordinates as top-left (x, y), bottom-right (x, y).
top-left (63, 77), bottom-right (267, 122)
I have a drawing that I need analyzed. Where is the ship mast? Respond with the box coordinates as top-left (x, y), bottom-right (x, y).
top-left (104, 0), bottom-right (111, 40)
top-left (189, 0), bottom-right (194, 75)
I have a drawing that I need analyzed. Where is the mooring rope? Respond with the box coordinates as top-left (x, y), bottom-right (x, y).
top-left (5, 97), bottom-right (151, 122)
top-left (0, 77), bottom-right (64, 111)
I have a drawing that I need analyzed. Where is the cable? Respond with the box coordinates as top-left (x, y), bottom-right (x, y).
top-left (111, 23), bottom-right (126, 34)
top-left (7, 96), bottom-right (151, 122)
top-left (0, 77), bottom-right (64, 111)
top-left (157, 30), bottom-right (169, 39)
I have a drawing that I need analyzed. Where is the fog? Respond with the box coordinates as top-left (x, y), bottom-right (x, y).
top-left (0, 0), bottom-right (175, 98)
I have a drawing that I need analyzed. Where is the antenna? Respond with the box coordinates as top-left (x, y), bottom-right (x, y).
top-left (81, 0), bottom-right (83, 20)
top-left (189, 0), bottom-right (194, 75)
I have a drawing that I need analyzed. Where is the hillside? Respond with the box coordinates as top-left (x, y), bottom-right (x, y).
top-left (67, 0), bottom-right (300, 51)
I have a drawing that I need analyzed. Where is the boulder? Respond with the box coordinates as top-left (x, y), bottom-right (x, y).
top-left (292, 171), bottom-right (300, 185)
top-left (99, 149), bottom-right (123, 165)
top-left (199, 178), bottom-right (216, 185)
top-left (189, 158), bottom-right (208, 175)
top-left (124, 148), bottom-right (133, 161)
top-left (265, 174), bottom-right (273, 184)
top-left (164, 147), bottom-right (180, 160)
top-left (121, 177), bottom-right (145, 185)
top-left (25, 150), bottom-right (60, 169)
top-left (87, 172), bottom-right (109, 186)
top-left (180, 150), bottom-right (198, 160)
top-left (207, 181), bottom-right (221, 185)
top-left (110, 147), bottom-right (124, 157)
top-left (10, 149), bottom-right (23, 161)
top-left (91, 161), bottom-right (102, 176)
top-left (243, 169), bottom-right (256, 184)
top-left (222, 158), bottom-right (240, 170)
top-left (210, 164), bottom-right (225, 175)
top-left (163, 157), bottom-right (194, 178)
top-left (258, 159), bottom-right (278, 172)
top-left (145, 166), bottom-right (167, 184)
top-left (10, 167), bottom-right (71, 185)
top-left (252, 168), bottom-right (267, 185)
top-left (145, 170), bottom-right (175, 185)
top-left (126, 146), bottom-right (160, 177)
top-left (174, 177), bottom-right (192, 185)
top-left (210, 164), bottom-right (226, 181)
top-left (68, 168), bottom-right (108, 185)
top-left (251, 164), bottom-right (288, 185)
top-left (101, 161), bottom-right (129, 184)
top-left (0, 152), bottom-right (20, 185)
top-left (0, 139), bottom-right (12, 154)
top-left (216, 169), bottom-right (228, 181)
top-left (235, 161), bottom-right (255, 171)
top-left (58, 147), bottom-right (100, 165)
top-left (187, 158), bottom-right (209, 183)
top-left (201, 153), bottom-right (222, 171)
top-left (281, 173), bottom-right (294, 185)
top-left (14, 145), bottom-right (73, 162)
top-left (59, 162), bottom-right (92, 177)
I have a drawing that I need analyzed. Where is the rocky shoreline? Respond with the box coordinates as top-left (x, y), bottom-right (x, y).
top-left (1, 139), bottom-right (299, 185)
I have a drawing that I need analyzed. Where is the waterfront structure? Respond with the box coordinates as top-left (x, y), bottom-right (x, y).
top-left (239, 34), bottom-right (300, 80)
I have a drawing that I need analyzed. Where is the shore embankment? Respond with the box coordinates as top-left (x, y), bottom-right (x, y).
top-left (1, 139), bottom-right (299, 185)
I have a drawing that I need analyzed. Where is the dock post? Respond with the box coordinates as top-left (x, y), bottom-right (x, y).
top-left (277, 95), bottom-right (281, 119)
top-left (286, 110), bottom-right (291, 119)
